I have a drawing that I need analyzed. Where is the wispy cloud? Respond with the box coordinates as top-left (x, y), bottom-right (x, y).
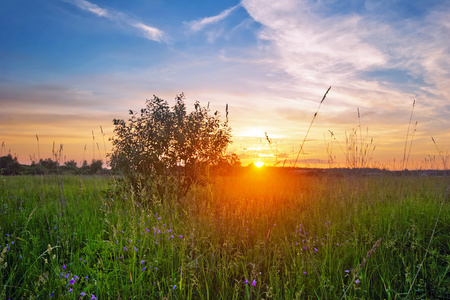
top-left (132, 23), bottom-right (163, 42)
top-left (70, 0), bottom-right (109, 17)
top-left (187, 4), bottom-right (241, 32)
top-left (242, 0), bottom-right (388, 87)
top-left (66, 0), bottom-right (163, 42)
top-left (240, 0), bottom-right (450, 115)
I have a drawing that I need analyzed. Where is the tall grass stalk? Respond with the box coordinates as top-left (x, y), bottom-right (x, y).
top-left (405, 121), bottom-right (418, 170)
top-left (328, 130), bottom-right (351, 167)
top-left (100, 126), bottom-right (108, 164)
top-left (82, 144), bottom-right (87, 165)
top-left (35, 135), bottom-right (41, 162)
top-left (324, 132), bottom-right (334, 168)
top-left (357, 108), bottom-right (364, 167)
top-left (91, 130), bottom-right (96, 161)
top-left (264, 131), bottom-right (278, 165)
top-left (341, 238), bottom-right (382, 299)
top-left (330, 124), bottom-right (375, 169)
top-left (402, 99), bottom-right (416, 170)
top-left (293, 86), bottom-right (331, 168)
top-left (431, 137), bottom-right (448, 170)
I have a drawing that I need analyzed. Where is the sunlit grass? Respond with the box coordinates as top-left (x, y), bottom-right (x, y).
top-left (0, 173), bottom-right (449, 299)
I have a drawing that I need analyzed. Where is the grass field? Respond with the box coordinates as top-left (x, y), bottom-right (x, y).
top-left (0, 171), bottom-right (449, 299)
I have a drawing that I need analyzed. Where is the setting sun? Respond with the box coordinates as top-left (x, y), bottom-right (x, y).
top-left (254, 161), bottom-right (265, 168)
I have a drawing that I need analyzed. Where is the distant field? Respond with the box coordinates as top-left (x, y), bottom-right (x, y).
top-left (0, 172), bottom-right (449, 299)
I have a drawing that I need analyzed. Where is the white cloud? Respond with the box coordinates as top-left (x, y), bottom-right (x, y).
top-left (187, 4), bottom-right (241, 32)
top-left (133, 23), bottom-right (163, 42)
top-left (67, 0), bottom-right (164, 42)
top-left (71, 0), bottom-right (109, 17)
top-left (242, 0), bottom-right (388, 88)
top-left (240, 0), bottom-right (450, 110)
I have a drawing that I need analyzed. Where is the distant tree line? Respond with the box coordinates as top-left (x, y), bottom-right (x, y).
top-left (0, 154), bottom-right (107, 175)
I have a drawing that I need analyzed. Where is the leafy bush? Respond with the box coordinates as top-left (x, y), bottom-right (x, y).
top-left (109, 93), bottom-right (232, 196)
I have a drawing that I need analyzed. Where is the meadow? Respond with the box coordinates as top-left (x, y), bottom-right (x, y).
top-left (0, 170), bottom-right (449, 299)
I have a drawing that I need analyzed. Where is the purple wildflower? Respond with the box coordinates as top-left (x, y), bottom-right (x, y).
top-left (252, 280), bottom-right (256, 286)
top-left (91, 294), bottom-right (97, 300)
top-left (69, 279), bottom-right (76, 285)
top-left (179, 235), bottom-right (183, 239)
top-left (355, 279), bottom-right (360, 284)
top-left (141, 260), bottom-right (145, 264)
top-left (62, 264), bottom-right (66, 270)
top-left (69, 288), bottom-right (73, 293)
top-left (142, 267), bottom-right (146, 271)
top-left (245, 279), bottom-right (248, 284)
top-left (81, 291), bottom-right (86, 296)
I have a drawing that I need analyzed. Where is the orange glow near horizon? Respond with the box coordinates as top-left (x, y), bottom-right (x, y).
top-left (1, 132), bottom-right (449, 171)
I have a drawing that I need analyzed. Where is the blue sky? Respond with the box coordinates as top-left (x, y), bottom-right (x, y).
top-left (1, 0), bottom-right (449, 169)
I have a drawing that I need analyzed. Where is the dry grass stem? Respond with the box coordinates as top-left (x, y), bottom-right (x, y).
top-left (341, 237), bottom-right (383, 299)
top-left (431, 137), bottom-right (448, 170)
top-left (293, 86), bottom-right (331, 168)
top-left (402, 99), bottom-right (416, 170)
top-left (360, 238), bottom-right (383, 269)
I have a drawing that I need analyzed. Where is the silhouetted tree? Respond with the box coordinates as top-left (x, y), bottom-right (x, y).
top-left (0, 154), bottom-right (20, 175)
top-left (39, 158), bottom-right (58, 171)
top-left (81, 160), bottom-right (90, 174)
top-left (64, 160), bottom-right (77, 168)
top-left (59, 159), bottom-right (79, 175)
top-left (110, 93), bottom-right (232, 195)
top-left (90, 159), bottom-right (103, 174)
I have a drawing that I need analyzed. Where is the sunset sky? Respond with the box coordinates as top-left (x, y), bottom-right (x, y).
top-left (1, 0), bottom-right (449, 169)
